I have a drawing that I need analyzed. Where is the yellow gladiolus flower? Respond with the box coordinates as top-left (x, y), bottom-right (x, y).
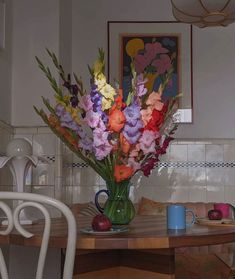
top-left (102, 97), bottom-right (113, 110)
top-left (100, 84), bottom-right (116, 100)
top-left (95, 73), bottom-right (107, 90)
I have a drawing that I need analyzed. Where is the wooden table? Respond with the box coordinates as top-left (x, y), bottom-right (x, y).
top-left (2, 215), bottom-right (235, 279)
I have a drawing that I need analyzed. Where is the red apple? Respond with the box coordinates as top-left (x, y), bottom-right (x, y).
top-left (208, 209), bottom-right (223, 220)
top-left (91, 214), bottom-right (112, 231)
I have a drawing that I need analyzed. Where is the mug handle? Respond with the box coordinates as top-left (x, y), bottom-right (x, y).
top-left (95, 189), bottom-right (109, 213)
top-left (186, 209), bottom-right (196, 227)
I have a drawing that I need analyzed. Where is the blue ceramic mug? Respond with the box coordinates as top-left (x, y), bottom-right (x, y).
top-left (167, 204), bottom-right (195, 230)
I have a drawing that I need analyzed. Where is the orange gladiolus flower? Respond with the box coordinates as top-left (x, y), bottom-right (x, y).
top-left (108, 109), bottom-right (126, 132)
top-left (109, 89), bottom-right (125, 113)
top-left (48, 114), bottom-right (59, 128)
top-left (120, 133), bottom-right (131, 154)
top-left (114, 164), bottom-right (134, 182)
top-left (63, 132), bottom-right (78, 148)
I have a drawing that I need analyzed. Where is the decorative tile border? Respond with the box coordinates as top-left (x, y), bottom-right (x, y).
top-left (63, 161), bottom-right (235, 169)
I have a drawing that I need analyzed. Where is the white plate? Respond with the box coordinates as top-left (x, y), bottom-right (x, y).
top-left (80, 226), bottom-right (129, 235)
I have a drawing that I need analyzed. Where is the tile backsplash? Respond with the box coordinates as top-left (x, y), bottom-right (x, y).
top-left (1, 125), bottom-right (235, 206)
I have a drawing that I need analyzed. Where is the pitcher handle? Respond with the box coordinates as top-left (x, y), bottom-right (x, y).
top-left (95, 189), bottom-right (109, 213)
top-left (186, 209), bottom-right (196, 227)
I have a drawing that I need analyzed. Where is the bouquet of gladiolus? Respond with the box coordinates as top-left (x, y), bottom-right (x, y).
top-left (34, 47), bottom-right (178, 185)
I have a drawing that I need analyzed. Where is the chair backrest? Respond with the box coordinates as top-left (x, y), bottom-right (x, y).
top-left (0, 192), bottom-right (77, 279)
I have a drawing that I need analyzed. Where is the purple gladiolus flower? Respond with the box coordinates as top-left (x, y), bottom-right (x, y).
top-left (94, 142), bottom-right (113, 160)
top-left (139, 130), bottom-right (158, 155)
top-left (136, 74), bottom-right (148, 97)
top-left (79, 95), bottom-right (93, 112)
top-left (55, 104), bottom-right (74, 125)
top-left (70, 96), bottom-right (78, 107)
top-left (93, 128), bottom-right (109, 147)
top-left (123, 102), bottom-right (143, 144)
top-left (123, 105), bottom-right (141, 126)
top-left (123, 130), bottom-right (142, 144)
top-left (79, 136), bottom-right (93, 151)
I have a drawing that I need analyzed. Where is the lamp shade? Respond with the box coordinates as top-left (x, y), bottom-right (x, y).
top-left (171, 0), bottom-right (235, 27)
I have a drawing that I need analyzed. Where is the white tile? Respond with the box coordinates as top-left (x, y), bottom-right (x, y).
top-left (32, 162), bottom-right (55, 185)
top-left (32, 185), bottom-right (55, 198)
top-left (54, 177), bottom-right (63, 200)
top-left (33, 133), bottom-right (56, 156)
top-left (224, 168), bottom-right (235, 186)
top-left (206, 168), bottom-right (224, 186)
top-left (131, 173), bottom-right (143, 189)
top-left (72, 168), bottom-right (81, 186)
top-left (138, 168), bottom-right (167, 187)
top-left (189, 186), bottom-right (207, 202)
top-left (14, 127), bottom-right (37, 134)
top-left (225, 186), bottom-right (235, 204)
top-left (79, 167), bottom-right (100, 187)
top-left (62, 167), bottom-right (73, 186)
top-left (61, 186), bottom-right (73, 204)
top-left (206, 185), bottom-right (225, 202)
top-left (37, 127), bottom-right (52, 134)
top-left (13, 134), bottom-right (33, 144)
top-left (63, 153), bottom-right (73, 164)
top-left (54, 155), bottom-right (63, 178)
top-left (188, 144), bottom-right (205, 162)
top-left (168, 168), bottom-right (188, 186)
top-left (133, 185), bottom-right (176, 203)
top-left (169, 186), bottom-right (189, 202)
top-left (70, 186), bottom-right (100, 203)
top-left (169, 144), bottom-right (188, 161)
top-left (205, 144), bottom-right (223, 161)
top-left (188, 168), bottom-right (206, 186)
top-left (224, 144), bottom-right (235, 162)
top-left (72, 153), bottom-right (84, 163)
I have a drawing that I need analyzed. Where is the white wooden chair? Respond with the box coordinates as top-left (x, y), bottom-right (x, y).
top-left (0, 192), bottom-right (77, 279)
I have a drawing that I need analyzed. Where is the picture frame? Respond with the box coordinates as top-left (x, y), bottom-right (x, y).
top-left (107, 21), bottom-right (193, 123)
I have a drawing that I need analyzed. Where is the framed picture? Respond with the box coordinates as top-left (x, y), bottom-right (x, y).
top-left (107, 21), bottom-right (193, 123)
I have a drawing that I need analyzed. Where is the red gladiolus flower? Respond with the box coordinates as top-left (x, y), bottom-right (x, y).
top-left (141, 157), bottom-right (159, 177)
top-left (144, 109), bottom-right (164, 131)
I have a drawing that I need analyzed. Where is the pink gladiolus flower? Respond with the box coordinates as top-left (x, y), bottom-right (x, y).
top-left (140, 140), bottom-right (156, 155)
top-left (79, 95), bottom-right (93, 111)
top-left (128, 158), bottom-right (141, 172)
top-left (129, 144), bottom-right (140, 158)
top-left (146, 91), bottom-right (164, 111)
top-left (93, 128), bottom-right (110, 147)
top-left (139, 130), bottom-right (159, 154)
top-left (94, 142), bottom-right (113, 160)
top-left (84, 111), bottom-right (100, 128)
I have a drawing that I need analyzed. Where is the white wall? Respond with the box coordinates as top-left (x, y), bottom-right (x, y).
top-left (0, 0), bottom-right (12, 124)
top-left (11, 0), bottom-right (60, 127)
top-left (6, 0), bottom-right (235, 138)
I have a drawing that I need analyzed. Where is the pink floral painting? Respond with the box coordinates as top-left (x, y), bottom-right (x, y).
top-left (120, 35), bottom-right (179, 102)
